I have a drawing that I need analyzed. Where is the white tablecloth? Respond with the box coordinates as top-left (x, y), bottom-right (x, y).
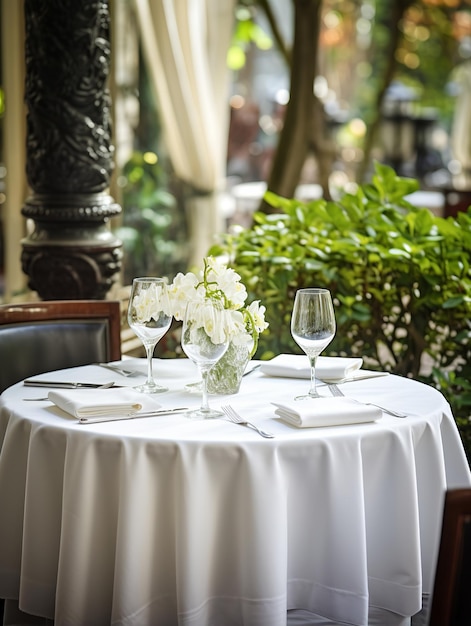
top-left (0, 358), bottom-right (470, 626)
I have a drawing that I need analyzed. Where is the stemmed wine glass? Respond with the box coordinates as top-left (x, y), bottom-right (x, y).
top-left (127, 277), bottom-right (172, 394)
top-left (290, 288), bottom-right (336, 400)
top-left (181, 299), bottom-right (229, 418)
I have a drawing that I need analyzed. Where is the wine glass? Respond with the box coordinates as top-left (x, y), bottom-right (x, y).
top-left (181, 300), bottom-right (229, 418)
top-left (290, 288), bottom-right (336, 400)
top-left (127, 277), bottom-right (172, 394)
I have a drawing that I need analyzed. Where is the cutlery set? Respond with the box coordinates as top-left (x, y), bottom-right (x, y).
top-left (24, 380), bottom-right (118, 389)
top-left (22, 363), bottom-right (407, 434)
top-left (23, 380), bottom-right (117, 400)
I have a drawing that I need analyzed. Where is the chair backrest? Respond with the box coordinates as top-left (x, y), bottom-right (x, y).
top-left (429, 488), bottom-right (471, 626)
top-left (0, 300), bottom-right (122, 393)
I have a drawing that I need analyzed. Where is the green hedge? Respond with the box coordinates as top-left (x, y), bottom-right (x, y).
top-left (209, 163), bottom-right (471, 459)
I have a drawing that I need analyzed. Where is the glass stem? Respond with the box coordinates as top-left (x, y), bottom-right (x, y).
top-left (200, 367), bottom-right (210, 412)
top-left (308, 355), bottom-right (319, 398)
top-left (144, 343), bottom-right (156, 386)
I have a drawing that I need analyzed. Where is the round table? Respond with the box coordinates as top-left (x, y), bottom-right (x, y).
top-left (0, 358), bottom-right (469, 626)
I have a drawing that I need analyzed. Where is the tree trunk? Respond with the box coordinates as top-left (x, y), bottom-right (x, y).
top-left (357, 0), bottom-right (415, 183)
top-left (308, 91), bottom-right (335, 199)
top-left (261, 0), bottom-right (322, 213)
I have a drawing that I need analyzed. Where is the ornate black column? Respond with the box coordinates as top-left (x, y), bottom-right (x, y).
top-left (21, 0), bottom-right (122, 300)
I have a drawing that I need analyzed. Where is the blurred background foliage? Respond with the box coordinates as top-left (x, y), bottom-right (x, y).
top-left (114, 151), bottom-right (186, 285)
top-left (230, 0), bottom-right (471, 192)
top-left (114, 0), bottom-right (471, 276)
top-left (113, 48), bottom-right (187, 283)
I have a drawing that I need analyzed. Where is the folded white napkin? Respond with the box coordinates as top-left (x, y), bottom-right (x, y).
top-left (261, 354), bottom-right (364, 382)
top-left (272, 397), bottom-right (382, 428)
top-left (48, 388), bottom-right (155, 419)
top-left (260, 354), bottom-right (389, 383)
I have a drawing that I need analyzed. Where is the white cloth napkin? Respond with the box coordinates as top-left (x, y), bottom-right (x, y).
top-left (260, 354), bottom-right (364, 381)
top-left (272, 397), bottom-right (382, 428)
top-left (48, 388), bottom-right (155, 419)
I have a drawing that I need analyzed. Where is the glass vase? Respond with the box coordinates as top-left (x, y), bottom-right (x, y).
top-left (207, 340), bottom-right (251, 395)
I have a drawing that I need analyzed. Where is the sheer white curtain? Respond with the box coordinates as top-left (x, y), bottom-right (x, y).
top-left (451, 61), bottom-right (471, 188)
top-left (133, 0), bottom-right (236, 267)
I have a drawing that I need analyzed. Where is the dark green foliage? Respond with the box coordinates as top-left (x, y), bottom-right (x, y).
top-left (209, 162), bottom-right (471, 459)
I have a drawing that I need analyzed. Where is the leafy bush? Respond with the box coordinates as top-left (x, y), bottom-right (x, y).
top-left (209, 163), bottom-right (471, 459)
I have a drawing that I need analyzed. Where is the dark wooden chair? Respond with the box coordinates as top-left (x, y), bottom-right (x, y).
top-left (429, 488), bottom-right (471, 625)
top-left (0, 300), bottom-right (122, 394)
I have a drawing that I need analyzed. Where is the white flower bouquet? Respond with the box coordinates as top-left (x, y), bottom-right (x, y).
top-left (168, 256), bottom-right (268, 355)
top-left (168, 256), bottom-right (269, 393)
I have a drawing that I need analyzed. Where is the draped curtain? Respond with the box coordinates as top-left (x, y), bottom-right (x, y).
top-left (133, 0), bottom-right (236, 267)
top-left (451, 61), bottom-right (471, 188)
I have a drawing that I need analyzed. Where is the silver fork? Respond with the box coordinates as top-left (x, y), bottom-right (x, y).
top-left (327, 383), bottom-right (408, 418)
top-left (95, 363), bottom-right (140, 377)
top-left (221, 405), bottom-right (275, 438)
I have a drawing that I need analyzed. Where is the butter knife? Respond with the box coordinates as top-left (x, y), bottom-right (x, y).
top-left (24, 379), bottom-right (120, 389)
top-left (78, 407), bottom-right (189, 424)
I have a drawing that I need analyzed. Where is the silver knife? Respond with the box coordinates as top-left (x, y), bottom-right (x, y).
top-left (78, 407), bottom-right (189, 424)
top-left (243, 363), bottom-right (261, 377)
top-left (24, 379), bottom-right (120, 389)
